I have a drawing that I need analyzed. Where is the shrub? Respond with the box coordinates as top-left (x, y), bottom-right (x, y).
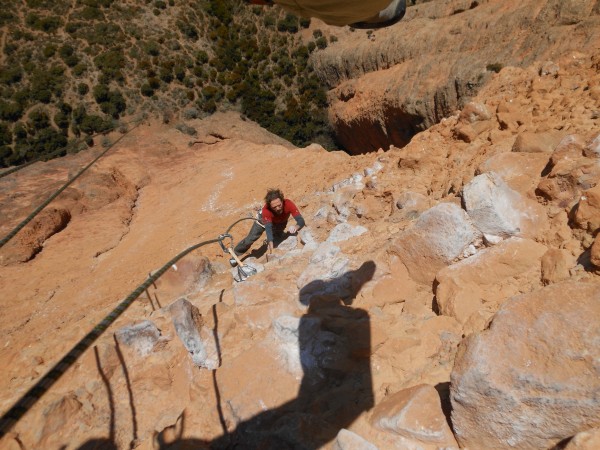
top-left (0, 101), bottom-right (24, 121)
top-left (0, 123), bottom-right (12, 145)
top-left (54, 111), bottom-right (70, 129)
top-left (25, 13), bottom-right (62, 32)
top-left (80, 114), bottom-right (112, 134)
top-left (140, 83), bottom-right (154, 97)
top-left (315, 36), bottom-right (328, 49)
top-left (28, 108), bottom-right (51, 130)
top-left (486, 62), bottom-right (503, 73)
top-left (43, 44), bottom-right (57, 58)
top-left (0, 66), bottom-right (23, 85)
top-left (277, 14), bottom-right (299, 33)
top-left (94, 49), bottom-right (125, 80)
top-left (79, 6), bottom-right (104, 20)
top-left (77, 82), bottom-right (89, 95)
top-left (177, 20), bottom-right (198, 40)
top-left (72, 63), bottom-right (87, 76)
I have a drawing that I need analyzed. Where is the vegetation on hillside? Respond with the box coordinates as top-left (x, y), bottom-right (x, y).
top-left (0, 0), bottom-right (335, 168)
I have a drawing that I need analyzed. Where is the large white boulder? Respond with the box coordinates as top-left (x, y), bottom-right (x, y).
top-left (450, 281), bottom-right (600, 449)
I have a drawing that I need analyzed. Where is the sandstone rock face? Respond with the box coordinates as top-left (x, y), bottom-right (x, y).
top-left (511, 130), bottom-right (564, 153)
top-left (0, 208), bottom-right (71, 265)
top-left (313, 0), bottom-right (600, 153)
top-left (435, 237), bottom-right (547, 331)
top-left (2, 25), bottom-right (600, 450)
top-left (573, 184), bottom-right (600, 232)
top-left (390, 202), bottom-right (482, 284)
top-left (370, 384), bottom-right (457, 447)
top-left (564, 428), bottom-right (600, 450)
top-left (168, 298), bottom-right (217, 369)
top-left (114, 320), bottom-right (161, 357)
top-left (476, 152), bottom-right (550, 197)
top-left (333, 429), bottom-right (379, 450)
top-left (451, 281), bottom-right (600, 449)
top-left (541, 248), bottom-right (576, 285)
top-left (462, 172), bottom-right (546, 241)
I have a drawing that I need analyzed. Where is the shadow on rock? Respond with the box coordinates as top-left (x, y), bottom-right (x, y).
top-left (159, 261), bottom-right (376, 450)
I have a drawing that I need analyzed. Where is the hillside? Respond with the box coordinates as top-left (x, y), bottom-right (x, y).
top-left (0, 0), bottom-right (334, 168)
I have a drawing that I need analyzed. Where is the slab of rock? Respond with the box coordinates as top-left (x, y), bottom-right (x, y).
top-left (573, 185), bottom-right (600, 232)
top-left (0, 208), bottom-right (71, 266)
top-left (435, 237), bottom-right (547, 330)
top-left (462, 172), bottom-right (546, 240)
top-left (326, 222), bottom-right (368, 243)
top-left (297, 243), bottom-right (350, 297)
top-left (564, 428), bottom-right (600, 450)
top-left (299, 227), bottom-right (319, 251)
top-left (591, 237), bottom-right (600, 268)
top-left (390, 203), bottom-right (482, 285)
top-left (511, 130), bottom-right (564, 153)
top-left (153, 255), bottom-right (213, 299)
top-left (333, 429), bottom-right (379, 450)
top-left (168, 298), bottom-right (217, 369)
top-left (114, 320), bottom-right (161, 357)
top-left (476, 151), bottom-right (550, 196)
top-left (450, 281), bottom-right (600, 449)
top-left (541, 248), bottom-right (576, 285)
top-left (583, 133), bottom-right (600, 158)
top-left (370, 384), bottom-right (458, 447)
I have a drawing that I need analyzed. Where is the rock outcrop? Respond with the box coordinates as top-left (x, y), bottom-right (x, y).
top-left (311, 0), bottom-right (600, 153)
top-left (450, 281), bottom-right (600, 449)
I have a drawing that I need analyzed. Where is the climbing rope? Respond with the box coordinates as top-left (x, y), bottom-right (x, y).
top-left (0, 215), bottom-right (262, 437)
top-left (0, 235), bottom-right (225, 438)
top-left (0, 121), bottom-right (141, 250)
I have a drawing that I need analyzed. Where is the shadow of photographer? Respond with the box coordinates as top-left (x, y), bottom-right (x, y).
top-left (157, 260), bottom-right (376, 449)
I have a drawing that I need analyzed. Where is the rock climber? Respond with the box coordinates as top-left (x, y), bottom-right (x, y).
top-left (245, 0), bottom-right (406, 29)
top-left (231, 188), bottom-right (305, 265)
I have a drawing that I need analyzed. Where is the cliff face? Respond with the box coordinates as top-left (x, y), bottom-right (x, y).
top-left (310, 0), bottom-right (600, 153)
top-left (2, 3), bottom-right (600, 450)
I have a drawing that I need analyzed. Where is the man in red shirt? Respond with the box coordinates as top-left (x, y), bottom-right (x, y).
top-left (232, 188), bottom-right (305, 263)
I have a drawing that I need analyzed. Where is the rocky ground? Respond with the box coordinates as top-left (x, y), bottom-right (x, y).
top-left (1, 3), bottom-right (600, 450)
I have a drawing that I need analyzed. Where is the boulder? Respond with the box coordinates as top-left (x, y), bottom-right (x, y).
top-left (297, 243), bottom-right (351, 298)
top-left (326, 223), bottom-right (368, 243)
top-left (114, 320), bottom-right (161, 357)
top-left (168, 298), bottom-right (217, 369)
top-left (390, 203), bottom-right (482, 285)
top-left (476, 151), bottom-right (550, 196)
top-left (564, 428), bottom-right (600, 450)
top-left (153, 255), bottom-right (213, 299)
top-left (395, 191), bottom-right (430, 215)
top-left (370, 384), bottom-right (458, 447)
top-left (333, 429), bottom-right (379, 450)
top-left (511, 130), bottom-right (564, 153)
top-left (462, 172), bottom-right (546, 240)
top-left (451, 281), bottom-right (600, 449)
top-left (573, 185), bottom-right (600, 232)
top-left (435, 238), bottom-right (547, 330)
top-left (591, 237), bottom-right (600, 268)
top-left (583, 133), bottom-right (600, 158)
top-left (541, 248), bottom-right (575, 285)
